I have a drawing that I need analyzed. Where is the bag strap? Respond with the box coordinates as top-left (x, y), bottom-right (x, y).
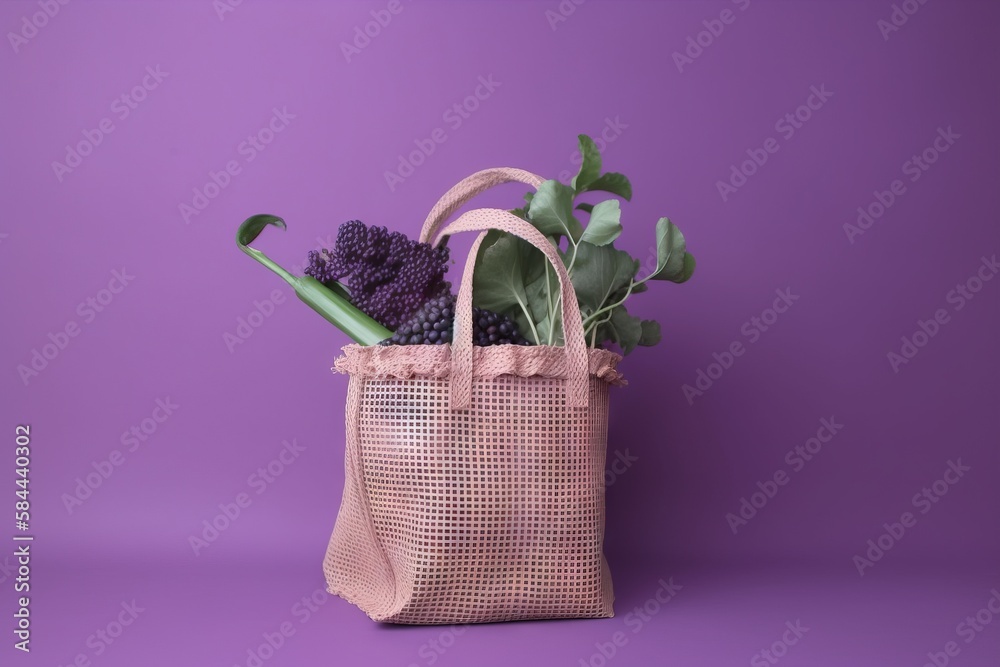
top-left (418, 168), bottom-right (545, 246)
top-left (437, 208), bottom-right (589, 411)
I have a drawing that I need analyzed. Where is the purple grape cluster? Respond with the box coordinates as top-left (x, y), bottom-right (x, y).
top-left (305, 220), bottom-right (451, 330)
top-left (381, 294), bottom-right (532, 347)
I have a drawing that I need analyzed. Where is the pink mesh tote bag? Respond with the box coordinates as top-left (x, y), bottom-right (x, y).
top-left (322, 168), bottom-right (625, 624)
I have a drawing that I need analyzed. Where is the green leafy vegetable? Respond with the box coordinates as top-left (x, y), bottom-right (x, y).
top-left (571, 242), bottom-right (638, 320)
top-left (579, 200), bottom-right (622, 246)
top-left (579, 172), bottom-right (632, 201)
top-left (571, 134), bottom-right (602, 192)
top-left (647, 217), bottom-right (692, 282)
top-left (525, 180), bottom-right (583, 242)
top-left (676, 252), bottom-right (696, 284)
top-left (484, 134), bottom-right (696, 355)
top-left (595, 306), bottom-right (643, 355)
top-left (639, 319), bottom-right (662, 346)
top-left (471, 231), bottom-right (547, 344)
top-left (511, 192), bottom-right (534, 220)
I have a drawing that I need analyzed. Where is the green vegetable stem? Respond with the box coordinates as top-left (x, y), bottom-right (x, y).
top-left (236, 214), bottom-right (392, 345)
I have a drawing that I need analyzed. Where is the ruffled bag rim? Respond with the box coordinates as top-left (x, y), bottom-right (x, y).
top-left (333, 343), bottom-right (626, 386)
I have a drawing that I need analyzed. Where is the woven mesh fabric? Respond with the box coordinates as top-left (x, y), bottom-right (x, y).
top-left (322, 168), bottom-right (621, 624)
top-left (334, 339), bottom-right (627, 386)
top-left (418, 167), bottom-right (545, 245)
top-left (322, 362), bottom-right (618, 624)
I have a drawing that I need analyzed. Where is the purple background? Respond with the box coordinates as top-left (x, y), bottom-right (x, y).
top-left (2, 0), bottom-right (999, 665)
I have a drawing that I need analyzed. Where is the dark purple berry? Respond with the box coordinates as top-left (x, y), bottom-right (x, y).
top-left (380, 295), bottom-right (532, 347)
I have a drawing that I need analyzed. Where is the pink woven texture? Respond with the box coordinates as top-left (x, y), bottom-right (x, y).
top-left (418, 167), bottom-right (545, 245)
top-left (334, 344), bottom-right (626, 386)
top-left (322, 170), bottom-right (620, 624)
top-left (443, 208), bottom-right (591, 410)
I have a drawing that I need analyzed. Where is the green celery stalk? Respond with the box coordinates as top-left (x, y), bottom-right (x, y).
top-left (236, 214), bottom-right (392, 345)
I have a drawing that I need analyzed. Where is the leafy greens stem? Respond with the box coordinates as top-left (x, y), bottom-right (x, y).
top-left (514, 293), bottom-right (541, 345)
top-left (567, 238), bottom-right (580, 274)
top-left (581, 279), bottom-right (635, 328)
top-left (547, 239), bottom-right (579, 346)
top-left (585, 309), bottom-right (615, 342)
top-left (544, 262), bottom-right (557, 346)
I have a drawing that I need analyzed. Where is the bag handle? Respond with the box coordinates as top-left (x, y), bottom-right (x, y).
top-left (418, 168), bottom-right (545, 246)
top-left (437, 208), bottom-right (589, 411)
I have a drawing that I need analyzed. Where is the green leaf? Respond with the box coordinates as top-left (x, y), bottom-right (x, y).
top-left (570, 242), bottom-right (639, 317)
top-left (510, 192), bottom-right (535, 221)
top-left (596, 306), bottom-right (643, 355)
top-left (575, 202), bottom-right (594, 214)
top-left (294, 277), bottom-right (393, 345)
top-left (571, 134), bottom-right (602, 192)
top-left (580, 200), bottom-right (622, 246)
top-left (237, 214), bottom-right (286, 247)
top-left (638, 319), bottom-right (662, 346)
top-left (475, 228), bottom-right (504, 255)
top-left (526, 179), bottom-right (583, 242)
top-left (325, 279), bottom-right (353, 302)
top-left (524, 274), bottom-right (550, 323)
top-left (471, 232), bottom-right (548, 344)
top-left (646, 217), bottom-right (693, 283)
top-left (674, 252), bottom-right (696, 283)
top-left (579, 172), bottom-right (632, 201)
